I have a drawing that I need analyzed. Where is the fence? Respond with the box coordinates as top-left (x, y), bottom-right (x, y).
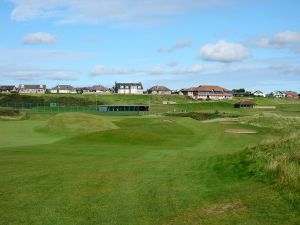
top-left (0, 103), bottom-right (100, 114)
top-left (0, 103), bottom-right (152, 115)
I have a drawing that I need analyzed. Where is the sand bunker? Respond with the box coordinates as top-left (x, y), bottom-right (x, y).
top-left (162, 119), bottom-right (174, 124)
top-left (220, 121), bottom-right (239, 125)
top-left (225, 129), bottom-right (258, 134)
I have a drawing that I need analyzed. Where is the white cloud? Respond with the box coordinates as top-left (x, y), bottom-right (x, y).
top-left (176, 64), bottom-right (204, 74)
top-left (0, 48), bottom-right (100, 61)
top-left (50, 71), bottom-right (76, 81)
top-left (269, 64), bottom-right (300, 75)
top-left (149, 66), bottom-right (165, 75)
top-left (158, 39), bottom-right (192, 53)
top-left (23, 32), bottom-right (57, 45)
top-left (166, 61), bottom-right (179, 67)
top-left (248, 31), bottom-right (300, 52)
top-left (12, 71), bottom-right (41, 80)
top-left (200, 40), bottom-right (250, 63)
top-left (89, 64), bottom-right (205, 76)
top-left (90, 65), bottom-right (137, 76)
top-left (9, 0), bottom-right (232, 25)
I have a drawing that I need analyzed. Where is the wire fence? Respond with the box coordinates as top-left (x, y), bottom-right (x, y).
top-left (0, 103), bottom-right (153, 115)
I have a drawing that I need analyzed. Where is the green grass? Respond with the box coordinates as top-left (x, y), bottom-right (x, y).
top-left (0, 100), bottom-right (300, 225)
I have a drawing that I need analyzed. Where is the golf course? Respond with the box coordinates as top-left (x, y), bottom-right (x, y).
top-left (1, 94), bottom-right (300, 225)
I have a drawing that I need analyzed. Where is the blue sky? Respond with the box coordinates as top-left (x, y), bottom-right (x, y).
top-left (1, 0), bottom-right (300, 92)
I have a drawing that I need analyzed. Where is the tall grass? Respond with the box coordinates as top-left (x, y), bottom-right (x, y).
top-left (246, 132), bottom-right (300, 209)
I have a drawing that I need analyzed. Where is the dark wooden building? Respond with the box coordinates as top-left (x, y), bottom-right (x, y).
top-left (234, 101), bottom-right (256, 108)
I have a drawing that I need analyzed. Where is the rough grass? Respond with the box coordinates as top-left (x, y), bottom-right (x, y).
top-left (240, 112), bottom-right (300, 129)
top-left (165, 111), bottom-right (237, 121)
top-left (245, 133), bottom-right (300, 209)
top-left (38, 112), bottom-right (118, 135)
top-left (0, 108), bottom-right (21, 116)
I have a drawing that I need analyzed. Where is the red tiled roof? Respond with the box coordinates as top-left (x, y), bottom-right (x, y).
top-left (183, 85), bottom-right (231, 92)
top-left (237, 101), bottom-right (256, 105)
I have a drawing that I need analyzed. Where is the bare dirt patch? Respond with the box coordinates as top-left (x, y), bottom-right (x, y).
top-left (225, 128), bottom-right (258, 134)
top-left (162, 119), bottom-right (174, 124)
top-left (163, 201), bottom-right (247, 225)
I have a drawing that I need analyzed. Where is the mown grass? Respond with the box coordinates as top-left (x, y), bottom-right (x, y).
top-left (0, 101), bottom-right (299, 224)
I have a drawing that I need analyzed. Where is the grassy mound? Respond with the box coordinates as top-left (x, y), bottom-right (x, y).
top-left (39, 112), bottom-right (118, 135)
top-left (240, 113), bottom-right (300, 129)
top-left (246, 133), bottom-right (300, 209)
top-left (165, 111), bottom-right (237, 121)
top-left (64, 117), bottom-right (195, 147)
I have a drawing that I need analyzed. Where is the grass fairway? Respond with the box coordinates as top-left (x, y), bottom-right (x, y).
top-left (0, 108), bottom-right (300, 224)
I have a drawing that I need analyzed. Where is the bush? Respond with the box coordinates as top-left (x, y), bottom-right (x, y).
top-left (0, 108), bottom-right (21, 116)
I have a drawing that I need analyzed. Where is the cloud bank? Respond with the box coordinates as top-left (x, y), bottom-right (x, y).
top-left (249, 31), bottom-right (300, 53)
top-left (9, 0), bottom-right (232, 25)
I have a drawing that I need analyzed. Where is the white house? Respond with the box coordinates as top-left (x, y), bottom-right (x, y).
top-left (181, 85), bottom-right (233, 100)
top-left (269, 91), bottom-right (286, 98)
top-left (50, 85), bottom-right (77, 94)
top-left (18, 84), bottom-right (46, 94)
top-left (251, 90), bottom-right (266, 97)
top-left (114, 82), bottom-right (143, 94)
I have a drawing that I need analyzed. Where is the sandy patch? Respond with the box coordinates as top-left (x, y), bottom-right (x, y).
top-left (220, 121), bottom-right (239, 125)
top-left (225, 128), bottom-right (258, 134)
top-left (162, 119), bottom-right (174, 124)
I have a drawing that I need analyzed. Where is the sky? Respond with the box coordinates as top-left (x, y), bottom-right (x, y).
top-left (0, 0), bottom-right (300, 92)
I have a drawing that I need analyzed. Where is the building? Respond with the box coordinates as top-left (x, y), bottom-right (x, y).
top-left (269, 91), bottom-right (285, 98)
top-left (114, 82), bottom-right (143, 94)
top-left (285, 91), bottom-right (298, 99)
top-left (82, 85), bottom-right (110, 94)
top-left (148, 85), bottom-right (171, 95)
top-left (0, 85), bottom-right (17, 93)
top-left (98, 105), bottom-right (149, 112)
top-left (18, 84), bottom-right (46, 94)
top-left (50, 85), bottom-right (77, 94)
top-left (181, 85), bottom-right (233, 100)
top-left (234, 101), bottom-right (256, 108)
top-left (251, 90), bottom-right (266, 97)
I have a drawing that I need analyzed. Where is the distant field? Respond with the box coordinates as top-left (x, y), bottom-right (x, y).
top-left (0, 95), bottom-right (300, 224)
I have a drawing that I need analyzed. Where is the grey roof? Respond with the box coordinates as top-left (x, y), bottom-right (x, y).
top-left (0, 85), bottom-right (16, 91)
top-left (115, 82), bottom-right (143, 89)
top-left (148, 85), bottom-right (171, 92)
top-left (19, 84), bottom-right (46, 89)
top-left (51, 85), bottom-right (76, 90)
top-left (88, 85), bottom-right (109, 91)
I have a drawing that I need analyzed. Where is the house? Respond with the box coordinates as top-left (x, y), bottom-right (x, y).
top-left (234, 101), bottom-right (256, 108)
top-left (269, 91), bottom-right (285, 98)
top-left (82, 85), bottom-right (110, 94)
top-left (285, 91), bottom-right (298, 99)
top-left (148, 85), bottom-right (171, 95)
top-left (114, 82), bottom-right (143, 94)
top-left (181, 85), bottom-right (233, 100)
top-left (251, 90), bottom-right (266, 97)
top-left (50, 85), bottom-right (77, 94)
top-left (18, 84), bottom-right (46, 94)
top-left (0, 85), bottom-right (17, 93)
